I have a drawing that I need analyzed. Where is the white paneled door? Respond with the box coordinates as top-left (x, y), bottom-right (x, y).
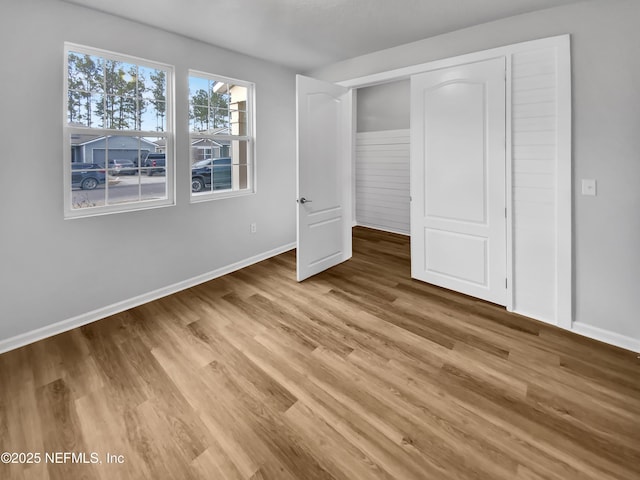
top-left (410, 58), bottom-right (507, 305)
top-left (296, 75), bottom-right (353, 281)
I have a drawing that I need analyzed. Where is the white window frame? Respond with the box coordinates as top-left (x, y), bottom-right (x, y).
top-left (188, 70), bottom-right (256, 202)
top-left (63, 43), bottom-right (175, 218)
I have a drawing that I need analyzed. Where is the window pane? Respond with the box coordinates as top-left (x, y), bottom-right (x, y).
top-left (230, 108), bottom-right (247, 136)
top-left (104, 136), bottom-right (167, 205)
top-left (229, 84), bottom-right (247, 103)
top-left (70, 133), bottom-right (107, 209)
top-left (189, 77), bottom-right (210, 133)
top-left (66, 46), bottom-right (172, 217)
top-left (212, 82), bottom-right (229, 110)
top-left (68, 52), bottom-right (104, 94)
top-left (140, 98), bottom-right (166, 132)
top-left (233, 164), bottom-right (250, 191)
top-left (139, 66), bottom-right (166, 100)
top-left (189, 76), bottom-right (250, 135)
top-left (139, 136), bottom-right (167, 180)
top-left (191, 157), bottom-right (232, 194)
top-left (189, 76), bottom-right (209, 101)
top-left (67, 91), bottom-right (83, 125)
top-left (104, 60), bottom-right (137, 97)
top-left (191, 139), bottom-right (215, 194)
top-left (71, 173), bottom-right (106, 209)
top-left (68, 92), bottom-right (102, 128)
top-left (228, 84), bottom-right (247, 136)
top-left (102, 95), bottom-right (137, 130)
top-left (191, 138), bottom-right (250, 195)
top-left (229, 139), bottom-right (249, 166)
top-left (188, 72), bottom-right (252, 200)
top-left (141, 177), bottom-right (167, 202)
top-left (67, 49), bottom-right (169, 134)
top-left (191, 138), bottom-right (214, 162)
top-left (190, 102), bottom-right (211, 132)
top-left (68, 134), bottom-right (168, 207)
top-left (211, 108), bottom-right (230, 130)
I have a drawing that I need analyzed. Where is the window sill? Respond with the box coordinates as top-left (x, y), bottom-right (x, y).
top-left (190, 189), bottom-right (255, 204)
top-left (64, 198), bottom-right (176, 219)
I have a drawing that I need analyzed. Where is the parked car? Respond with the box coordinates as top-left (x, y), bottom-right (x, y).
top-left (143, 153), bottom-right (166, 176)
top-left (191, 157), bottom-right (232, 192)
top-left (71, 163), bottom-right (106, 190)
top-left (108, 159), bottom-right (137, 175)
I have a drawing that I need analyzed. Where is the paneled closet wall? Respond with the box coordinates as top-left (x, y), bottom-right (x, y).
top-left (355, 81), bottom-right (410, 235)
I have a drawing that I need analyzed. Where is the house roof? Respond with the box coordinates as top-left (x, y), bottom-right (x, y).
top-left (71, 134), bottom-right (229, 148)
top-left (191, 138), bottom-right (225, 147)
top-left (71, 134), bottom-right (160, 148)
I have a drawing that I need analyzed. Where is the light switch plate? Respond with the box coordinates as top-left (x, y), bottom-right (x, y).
top-left (581, 179), bottom-right (597, 196)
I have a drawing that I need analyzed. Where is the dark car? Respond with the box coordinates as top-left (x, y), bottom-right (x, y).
top-left (143, 153), bottom-right (166, 176)
top-left (71, 163), bottom-right (106, 190)
top-left (191, 157), bottom-right (232, 193)
top-left (108, 159), bottom-right (137, 175)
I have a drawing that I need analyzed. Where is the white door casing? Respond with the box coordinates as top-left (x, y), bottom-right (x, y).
top-left (410, 58), bottom-right (507, 305)
top-left (296, 75), bottom-right (353, 281)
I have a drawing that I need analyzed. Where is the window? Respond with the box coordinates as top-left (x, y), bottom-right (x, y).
top-left (188, 71), bottom-right (255, 200)
top-left (64, 43), bottom-right (174, 217)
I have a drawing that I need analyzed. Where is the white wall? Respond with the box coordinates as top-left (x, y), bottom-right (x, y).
top-left (0, 0), bottom-right (297, 343)
top-left (356, 81), bottom-right (410, 133)
top-left (312, 0), bottom-right (640, 346)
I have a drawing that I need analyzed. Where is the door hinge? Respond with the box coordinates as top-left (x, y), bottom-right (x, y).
top-left (505, 278), bottom-right (508, 288)
top-left (505, 207), bottom-right (507, 218)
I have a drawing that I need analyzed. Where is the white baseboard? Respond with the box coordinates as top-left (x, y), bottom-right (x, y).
top-left (511, 308), bottom-right (556, 326)
top-left (4, 240), bottom-right (637, 356)
top-left (571, 322), bottom-right (640, 353)
top-left (0, 242), bottom-right (296, 355)
top-left (355, 222), bottom-right (410, 237)
top-left (512, 308), bottom-right (639, 353)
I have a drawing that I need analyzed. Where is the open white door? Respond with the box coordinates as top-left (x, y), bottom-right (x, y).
top-left (296, 75), bottom-right (352, 282)
top-left (410, 58), bottom-right (507, 305)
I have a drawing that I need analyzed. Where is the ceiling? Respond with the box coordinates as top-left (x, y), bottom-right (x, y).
top-left (63, 0), bottom-right (586, 72)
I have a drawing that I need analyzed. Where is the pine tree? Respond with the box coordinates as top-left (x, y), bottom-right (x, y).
top-left (190, 89), bottom-right (210, 131)
top-left (67, 53), bottom-right (82, 123)
top-left (189, 84), bottom-right (231, 132)
top-left (68, 52), bottom-right (166, 132)
top-left (150, 70), bottom-right (166, 131)
top-left (210, 89), bottom-right (229, 129)
top-left (67, 53), bottom-right (102, 126)
top-left (98, 60), bottom-right (137, 129)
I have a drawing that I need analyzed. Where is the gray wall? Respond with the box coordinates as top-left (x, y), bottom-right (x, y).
top-left (0, 0), bottom-right (296, 341)
top-left (357, 80), bottom-right (410, 132)
top-left (313, 0), bottom-right (640, 342)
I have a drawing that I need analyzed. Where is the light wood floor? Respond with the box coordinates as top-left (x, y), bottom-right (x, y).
top-left (1, 227), bottom-right (639, 480)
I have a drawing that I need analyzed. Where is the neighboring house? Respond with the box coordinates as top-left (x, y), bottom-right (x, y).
top-left (70, 134), bottom-right (231, 165)
top-left (191, 137), bottom-right (230, 161)
top-left (71, 135), bottom-right (160, 165)
top-left (153, 128), bottom-right (233, 161)
top-left (189, 127), bottom-right (232, 161)
top-left (153, 138), bottom-right (167, 154)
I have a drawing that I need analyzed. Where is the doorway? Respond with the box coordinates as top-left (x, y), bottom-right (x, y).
top-left (297, 35), bottom-right (572, 328)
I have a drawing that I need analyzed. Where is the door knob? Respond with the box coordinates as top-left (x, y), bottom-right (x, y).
top-left (298, 197), bottom-right (312, 204)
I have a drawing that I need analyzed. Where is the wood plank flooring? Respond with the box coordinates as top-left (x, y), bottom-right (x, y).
top-left (1, 227), bottom-right (639, 480)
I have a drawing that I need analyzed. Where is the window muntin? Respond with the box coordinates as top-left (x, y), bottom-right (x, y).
top-left (64, 44), bottom-right (174, 217)
top-left (188, 71), bottom-right (254, 200)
